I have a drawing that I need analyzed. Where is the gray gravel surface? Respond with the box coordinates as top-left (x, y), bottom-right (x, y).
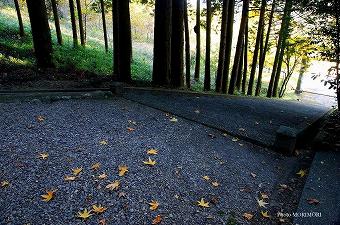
top-left (123, 89), bottom-right (330, 146)
top-left (0, 98), bottom-right (307, 225)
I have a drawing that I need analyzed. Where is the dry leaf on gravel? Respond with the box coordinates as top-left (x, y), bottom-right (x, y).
top-left (38, 153), bottom-right (49, 160)
top-left (41, 190), bottom-right (56, 202)
top-left (77, 209), bottom-right (92, 220)
top-left (91, 162), bottom-right (101, 171)
top-left (307, 198), bottom-right (320, 205)
top-left (261, 211), bottom-right (270, 218)
top-left (152, 215), bottom-right (162, 224)
top-left (118, 165), bottom-right (129, 176)
top-left (243, 212), bottom-right (254, 221)
top-left (143, 157), bottom-right (156, 166)
top-left (296, 169), bottom-right (307, 177)
top-left (147, 149), bottom-right (158, 155)
top-left (72, 167), bottom-right (83, 176)
top-left (92, 205), bottom-right (107, 214)
top-left (106, 180), bottom-right (120, 191)
top-left (257, 198), bottom-right (269, 208)
top-left (1, 180), bottom-right (10, 187)
top-left (197, 198), bottom-right (210, 208)
top-left (64, 176), bottom-right (77, 181)
top-left (149, 200), bottom-right (159, 211)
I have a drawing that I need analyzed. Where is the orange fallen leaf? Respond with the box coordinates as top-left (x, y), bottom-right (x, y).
top-left (147, 149), bottom-right (158, 155)
top-left (91, 162), bottom-right (101, 171)
top-left (41, 190), bottom-right (56, 202)
top-left (127, 127), bottom-right (135, 132)
top-left (92, 204), bottom-right (107, 214)
top-left (143, 157), bottom-right (156, 166)
top-left (149, 200), bottom-right (159, 211)
top-left (106, 180), bottom-right (120, 191)
top-left (118, 165), bottom-right (128, 176)
top-left (77, 209), bottom-right (92, 220)
top-left (243, 212), bottom-right (254, 221)
top-left (152, 215), bottom-right (162, 224)
top-left (98, 218), bottom-right (107, 225)
top-left (72, 167), bottom-right (83, 176)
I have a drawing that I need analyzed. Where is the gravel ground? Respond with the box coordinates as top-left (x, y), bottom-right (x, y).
top-left (0, 98), bottom-right (309, 225)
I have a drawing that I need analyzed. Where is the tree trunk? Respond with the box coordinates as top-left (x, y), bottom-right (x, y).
top-left (116, 0), bottom-right (132, 82)
top-left (152, 0), bottom-right (172, 86)
top-left (170, 0), bottom-right (184, 87)
top-left (267, 0), bottom-right (293, 97)
top-left (51, 0), bottom-right (62, 45)
top-left (194, 0), bottom-right (201, 81)
top-left (204, 0), bottom-right (212, 91)
top-left (228, 0), bottom-right (249, 94)
top-left (14, 0), bottom-right (24, 37)
top-left (75, 0), bottom-right (85, 46)
top-left (295, 58), bottom-right (307, 94)
top-left (215, 0), bottom-right (229, 92)
top-left (247, 0), bottom-right (266, 95)
top-left (184, 0), bottom-right (191, 88)
top-left (68, 0), bottom-right (78, 47)
top-left (256, 0), bottom-right (276, 96)
top-left (100, 0), bottom-right (108, 52)
top-left (241, 20), bottom-right (248, 94)
top-left (112, 0), bottom-right (119, 77)
top-left (26, 0), bottom-right (53, 68)
top-left (221, 0), bottom-right (235, 93)
top-left (336, 0), bottom-right (340, 109)
top-left (236, 39), bottom-right (244, 91)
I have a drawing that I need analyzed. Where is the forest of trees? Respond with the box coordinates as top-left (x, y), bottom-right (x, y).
top-left (9, 0), bottom-right (340, 107)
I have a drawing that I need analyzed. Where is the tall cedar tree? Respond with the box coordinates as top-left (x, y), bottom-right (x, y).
top-left (247, 0), bottom-right (266, 95)
top-left (229, 0), bottom-right (249, 94)
top-left (26, 0), bottom-right (53, 68)
top-left (241, 20), bottom-right (248, 93)
top-left (114, 0), bottom-right (132, 82)
top-left (171, 0), bottom-right (184, 87)
top-left (100, 0), bottom-right (108, 52)
top-left (216, 0), bottom-right (229, 92)
top-left (184, 0), bottom-right (191, 88)
top-left (75, 0), bottom-right (85, 46)
top-left (112, 0), bottom-right (119, 76)
top-left (51, 0), bottom-right (63, 45)
top-left (194, 0), bottom-right (201, 81)
top-left (152, 0), bottom-right (172, 86)
top-left (204, 0), bottom-right (212, 91)
top-left (68, 0), bottom-right (78, 47)
top-left (267, 0), bottom-right (293, 97)
top-left (236, 39), bottom-right (244, 90)
top-left (256, 0), bottom-right (276, 96)
top-left (14, 0), bottom-right (24, 37)
top-left (222, 0), bottom-right (235, 93)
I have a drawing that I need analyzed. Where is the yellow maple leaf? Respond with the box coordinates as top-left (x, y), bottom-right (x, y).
top-left (149, 200), bottom-right (159, 211)
top-left (38, 153), bottom-right (49, 160)
top-left (99, 140), bottom-right (108, 145)
top-left (147, 149), bottom-right (158, 155)
top-left (41, 190), bottom-right (56, 202)
top-left (143, 157), bottom-right (156, 166)
top-left (1, 180), bottom-right (10, 187)
top-left (212, 181), bottom-right (220, 187)
top-left (91, 162), bottom-right (101, 171)
top-left (77, 209), bottom-right (92, 220)
top-left (261, 211), bottom-right (270, 218)
top-left (92, 204), bottom-right (107, 214)
top-left (243, 212), bottom-right (254, 221)
top-left (105, 180), bottom-right (120, 191)
top-left (64, 176), bottom-right (77, 181)
top-left (202, 176), bottom-right (210, 181)
top-left (152, 215), bottom-right (162, 224)
top-left (98, 173), bottom-right (108, 180)
top-left (72, 167), bottom-right (83, 176)
top-left (118, 165), bottom-right (128, 176)
top-left (296, 169), bottom-right (306, 177)
top-left (197, 198), bottom-right (210, 208)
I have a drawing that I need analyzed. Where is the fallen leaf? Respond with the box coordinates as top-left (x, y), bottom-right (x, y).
top-left (243, 212), bottom-right (254, 221)
top-left (250, 173), bottom-right (257, 178)
top-left (296, 169), bottom-right (307, 177)
top-left (118, 165), bottom-right (129, 176)
top-left (41, 190), bottom-right (56, 202)
top-left (106, 180), bottom-right (120, 191)
top-left (98, 173), bottom-right (108, 180)
top-left (38, 153), bottom-right (49, 160)
top-left (170, 117), bottom-right (178, 122)
top-left (143, 157), bottom-right (156, 166)
top-left (279, 184), bottom-right (288, 189)
top-left (77, 209), bottom-right (92, 220)
top-left (260, 193), bottom-right (269, 199)
top-left (1, 180), bottom-right (9, 187)
top-left (232, 137), bottom-right (239, 142)
top-left (147, 149), bottom-right (158, 155)
top-left (92, 204), bottom-right (107, 214)
top-left (239, 143), bottom-right (244, 146)
top-left (194, 110), bottom-right (200, 114)
top-left (118, 192), bottom-right (126, 198)
top-left (99, 140), bottom-right (108, 145)
top-left (212, 181), bottom-right (220, 187)
top-left (197, 198), bottom-right (210, 208)
top-left (128, 120), bottom-right (137, 125)
top-left (208, 133), bottom-right (216, 139)
top-left (127, 127), bottom-right (135, 132)
top-left (261, 211), bottom-right (270, 218)
top-left (64, 176), bottom-right (77, 181)
top-left (240, 187), bottom-right (251, 193)
top-left (307, 198), bottom-right (320, 205)
top-left (239, 128), bottom-right (246, 132)
top-left (152, 215), bottom-right (162, 224)
top-left (98, 218), bottom-right (107, 225)
top-left (36, 115), bottom-right (45, 122)
top-left (72, 167), bottom-right (83, 176)
top-left (91, 162), bottom-right (101, 171)
top-left (203, 176), bottom-right (210, 181)
top-left (257, 198), bottom-right (269, 208)
top-left (149, 200), bottom-right (159, 211)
